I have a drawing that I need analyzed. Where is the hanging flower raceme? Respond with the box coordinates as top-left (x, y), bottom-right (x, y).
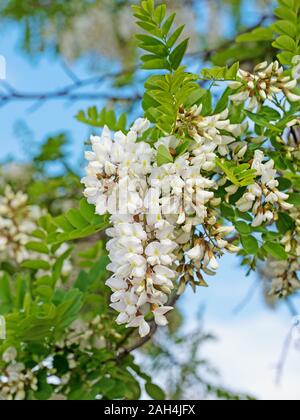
top-left (262, 205), bottom-right (300, 299)
top-left (0, 348), bottom-right (38, 401)
top-left (176, 105), bottom-right (247, 165)
top-left (0, 187), bottom-right (72, 276)
top-left (0, 187), bottom-right (43, 264)
top-left (229, 61), bottom-right (300, 109)
top-left (82, 101), bottom-right (295, 337)
top-left (82, 116), bottom-right (241, 337)
top-left (236, 151), bottom-right (292, 227)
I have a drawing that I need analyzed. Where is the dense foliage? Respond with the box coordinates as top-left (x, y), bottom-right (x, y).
top-left (0, 0), bottom-right (299, 401)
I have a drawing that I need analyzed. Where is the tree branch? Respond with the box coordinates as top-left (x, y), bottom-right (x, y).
top-left (275, 300), bottom-right (299, 384)
top-left (0, 69), bottom-right (140, 108)
top-left (0, 14), bottom-right (273, 109)
top-left (187, 14), bottom-right (272, 62)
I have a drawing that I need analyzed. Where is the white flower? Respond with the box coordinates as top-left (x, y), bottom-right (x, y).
top-left (2, 347), bottom-right (17, 364)
top-left (131, 118), bottom-right (151, 135)
top-left (230, 90), bottom-right (250, 103)
top-left (145, 240), bottom-right (177, 266)
top-left (287, 92), bottom-right (300, 102)
top-left (105, 277), bottom-right (128, 291)
top-left (252, 211), bottom-right (265, 227)
top-left (153, 306), bottom-right (173, 326)
top-left (186, 244), bottom-right (205, 261)
top-left (236, 196), bottom-right (254, 213)
top-left (126, 316), bottom-right (150, 337)
top-left (280, 201), bottom-right (294, 211)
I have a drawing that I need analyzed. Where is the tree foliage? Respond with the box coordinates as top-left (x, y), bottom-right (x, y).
top-left (0, 0), bottom-right (299, 401)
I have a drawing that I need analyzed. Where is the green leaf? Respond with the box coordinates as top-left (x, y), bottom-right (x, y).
top-left (76, 107), bottom-right (127, 131)
top-left (169, 38), bottom-right (189, 70)
top-left (53, 355), bottom-right (69, 375)
top-left (260, 106), bottom-right (281, 121)
top-left (142, 58), bottom-right (170, 70)
top-left (263, 242), bottom-right (288, 261)
top-left (272, 20), bottom-right (297, 37)
top-left (74, 256), bottom-right (109, 292)
top-left (52, 215), bottom-right (74, 232)
top-left (287, 193), bottom-right (300, 206)
top-left (272, 35), bottom-right (297, 52)
top-left (154, 4), bottom-right (167, 24)
top-left (214, 88), bottom-right (231, 113)
top-left (34, 134), bottom-right (67, 163)
top-left (145, 382), bottom-right (166, 400)
top-left (176, 140), bottom-right (191, 156)
top-left (35, 371), bottom-right (53, 400)
top-left (79, 199), bottom-right (97, 222)
top-left (156, 145), bottom-right (174, 166)
top-left (0, 274), bottom-right (13, 314)
top-left (216, 159), bottom-right (257, 187)
top-left (35, 286), bottom-right (54, 300)
top-left (274, 6), bottom-right (297, 23)
top-left (22, 260), bottom-right (51, 270)
top-left (201, 63), bottom-right (239, 81)
top-left (221, 203), bottom-right (235, 220)
top-left (235, 221), bottom-right (251, 235)
top-left (236, 27), bottom-right (274, 43)
top-left (26, 241), bottom-right (49, 255)
top-left (54, 289), bottom-right (83, 331)
top-left (244, 111), bottom-right (282, 133)
top-left (166, 25), bottom-right (185, 48)
top-left (241, 236), bottom-right (259, 254)
top-left (277, 51), bottom-right (294, 65)
top-left (66, 209), bottom-right (87, 229)
top-left (136, 34), bottom-right (165, 46)
top-left (162, 13), bottom-right (176, 36)
top-left (276, 212), bottom-right (295, 234)
top-left (95, 378), bottom-right (116, 395)
top-left (51, 216), bottom-right (110, 245)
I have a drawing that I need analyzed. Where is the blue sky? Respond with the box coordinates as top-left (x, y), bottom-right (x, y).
top-left (0, 3), bottom-right (299, 400)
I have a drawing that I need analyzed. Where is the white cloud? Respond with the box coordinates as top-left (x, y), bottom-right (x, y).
top-left (204, 314), bottom-right (300, 400)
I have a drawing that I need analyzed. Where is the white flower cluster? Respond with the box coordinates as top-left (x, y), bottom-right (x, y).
top-left (184, 225), bottom-right (239, 272)
top-left (82, 117), bottom-right (243, 337)
top-left (0, 163), bottom-right (32, 189)
top-left (263, 259), bottom-right (300, 299)
top-left (236, 151), bottom-right (292, 227)
top-left (82, 105), bottom-right (295, 336)
top-left (0, 187), bottom-right (72, 276)
top-left (177, 105), bottom-right (247, 163)
top-left (229, 61), bottom-right (300, 109)
top-left (263, 206), bottom-right (300, 299)
top-left (0, 187), bottom-right (43, 264)
top-left (0, 348), bottom-right (38, 401)
top-left (56, 316), bottom-right (107, 352)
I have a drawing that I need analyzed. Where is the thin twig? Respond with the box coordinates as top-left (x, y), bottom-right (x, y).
top-left (233, 280), bottom-right (260, 315)
top-left (0, 68), bottom-right (138, 108)
top-left (275, 326), bottom-right (293, 385)
top-left (60, 59), bottom-right (81, 84)
top-left (275, 300), bottom-right (299, 384)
